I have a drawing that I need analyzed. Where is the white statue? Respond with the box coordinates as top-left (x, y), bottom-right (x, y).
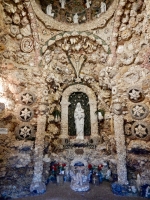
top-left (101, 2), bottom-right (106, 13)
top-left (86, 0), bottom-right (91, 9)
top-left (59, 0), bottom-right (66, 9)
top-left (73, 13), bottom-right (79, 24)
top-left (74, 102), bottom-right (84, 140)
top-left (46, 4), bottom-right (54, 17)
top-left (70, 166), bottom-right (89, 192)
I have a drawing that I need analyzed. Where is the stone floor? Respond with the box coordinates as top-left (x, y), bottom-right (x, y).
top-left (17, 182), bottom-right (147, 200)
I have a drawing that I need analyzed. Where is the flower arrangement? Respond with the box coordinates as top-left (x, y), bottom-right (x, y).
top-left (88, 163), bottom-right (103, 174)
top-left (50, 162), bottom-right (66, 175)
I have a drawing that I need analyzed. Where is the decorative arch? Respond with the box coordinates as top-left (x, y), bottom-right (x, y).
top-left (30, 0), bottom-right (119, 31)
top-left (70, 157), bottom-right (88, 167)
top-left (60, 84), bottom-right (98, 138)
top-left (41, 31), bottom-right (110, 55)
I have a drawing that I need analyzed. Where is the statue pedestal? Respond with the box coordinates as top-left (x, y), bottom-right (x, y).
top-left (70, 165), bottom-right (90, 192)
top-left (71, 181), bottom-right (90, 192)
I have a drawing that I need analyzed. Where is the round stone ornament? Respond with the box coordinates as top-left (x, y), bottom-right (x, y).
top-left (20, 91), bottom-right (35, 105)
top-left (130, 103), bottom-right (149, 120)
top-left (15, 123), bottom-right (35, 140)
top-left (18, 106), bottom-right (34, 122)
top-left (132, 121), bottom-right (150, 139)
top-left (20, 37), bottom-right (33, 53)
top-left (127, 87), bottom-right (144, 103)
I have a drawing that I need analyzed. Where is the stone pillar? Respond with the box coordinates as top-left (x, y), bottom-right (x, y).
top-left (89, 100), bottom-right (98, 137)
top-left (30, 114), bottom-right (46, 194)
top-left (113, 103), bottom-right (128, 185)
top-left (60, 100), bottom-right (70, 138)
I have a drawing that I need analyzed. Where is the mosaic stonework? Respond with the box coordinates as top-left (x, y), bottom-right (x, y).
top-left (18, 106), bottom-right (34, 122)
top-left (15, 123), bottom-right (35, 140)
top-left (31, 0), bottom-right (119, 31)
top-left (39, 0), bottom-right (113, 24)
top-left (60, 84), bottom-right (98, 138)
top-left (0, 0), bottom-right (150, 198)
top-left (20, 37), bottom-right (34, 53)
top-left (130, 104), bottom-right (149, 120)
top-left (128, 87), bottom-right (144, 103)
top-left (132, 121), bottom-right (150, 139)
top-left (124, 123), bottom-right (132, 136)
top-left (20, 91), bottom-right (35, 105)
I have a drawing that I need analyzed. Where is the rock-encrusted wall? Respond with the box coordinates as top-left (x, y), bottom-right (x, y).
top-left (0, 0), bottom-right (150, 198)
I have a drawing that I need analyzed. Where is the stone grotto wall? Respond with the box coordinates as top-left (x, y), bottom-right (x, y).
top-left (0, 0), bottom-right (150, 198)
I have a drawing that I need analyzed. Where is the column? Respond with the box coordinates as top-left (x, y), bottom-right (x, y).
top-left (113, 103), bottom-right (128, 185)
top-left (30, 114), bottom-right (46, 193)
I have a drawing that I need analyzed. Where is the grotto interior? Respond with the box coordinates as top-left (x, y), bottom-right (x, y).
top-left (0, 0), bottom-right (150, 199)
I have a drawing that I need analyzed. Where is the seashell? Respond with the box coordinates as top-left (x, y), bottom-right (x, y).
top-left (117, 45), bottom-right (124, 54)
top-left (42, 45), bottom-right (47, 54)
top-left (55, 35), bottom-right (63, 41)
top-left (121, 53), bottom-right (134, 65)
top-left (63, 32), bottom-right (70, 38)
top-left (129, 17), bottom-right (137, 28)
top-left (121, 29), bottom-right (132, 40)
top-left (3, 2), bottom-right (16, 13)
top-left (5, 16), bottom-right (12, 24)
top-left (20, 24), bottom-right (31, 37)
top-left (88, 35), bottom-right (96, 41)
top-left (10, 25), bottom-right (19, 37)
top-left (13, 13), bottom-right (20, 25)
top-left (71, 31), bottom-right (78, 36)
top-left (16, 34), bottom-right (23, 40)
top-left (48, 40), bottom-right (55, 46)
top-left (21, 17), bottom-right (29, 26)
top-left (80, 32), bottom-right (88, 37)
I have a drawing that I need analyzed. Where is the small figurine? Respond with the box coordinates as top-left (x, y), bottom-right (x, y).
top-left (101, 2), bottom-right (106, 13)
top-left (73, 13), bottom-right (79, 24)
top-left (46, 4), bottom-right (54, 17)
top-left (86, 0), bottom-right (91, 9)
top-left (59, 0), bottom-right (66, 9)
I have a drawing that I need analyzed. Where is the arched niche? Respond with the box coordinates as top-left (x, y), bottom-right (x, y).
top-left (31, 0), bottom-right (119, 31)
top-left (60, 84), bottom-right (98, 139)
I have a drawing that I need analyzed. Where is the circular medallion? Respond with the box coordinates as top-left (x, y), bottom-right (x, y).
top-left (127, 87), bottom-right (144, 103)
top-left (15, 123), bottom-right (35, 140)
top-left (130, 103), bottom-right (149, 120)
top-left (20, 37), bottom-right (33, 53)
top-left (18, 106), bottom-right (34, 122)
top-left (20, 91), bottom-right (35, 105)
top-left (132, 121), bottom-right (150, 139)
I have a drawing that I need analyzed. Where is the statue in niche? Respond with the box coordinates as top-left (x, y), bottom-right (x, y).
top-left (85, 0), bottom-right (91, 9)
top-left (74, 102), bottom-right (85, 140)
top-left (59, 0), bottom-right (66, 9)
top-left (73, 13), bottom-right (79, 24)
top-left (101, 2), bottom-right (106, 13)
top-left (46, 4), bottom-right (54, 17)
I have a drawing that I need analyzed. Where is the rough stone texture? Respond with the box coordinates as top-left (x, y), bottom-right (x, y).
top-left (0, 0), bottom-right (150, 198)
top-left (114, 114), bottom-right (128, 185)
top-left (30, 115), bottom-right (46, 194)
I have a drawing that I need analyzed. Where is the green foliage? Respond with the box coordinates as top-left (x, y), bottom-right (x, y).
top-left (52, 107), bottom-right (61, 117)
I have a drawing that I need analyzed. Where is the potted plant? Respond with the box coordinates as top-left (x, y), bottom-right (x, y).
top-left (52, 107), bottom-right (61, 122)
